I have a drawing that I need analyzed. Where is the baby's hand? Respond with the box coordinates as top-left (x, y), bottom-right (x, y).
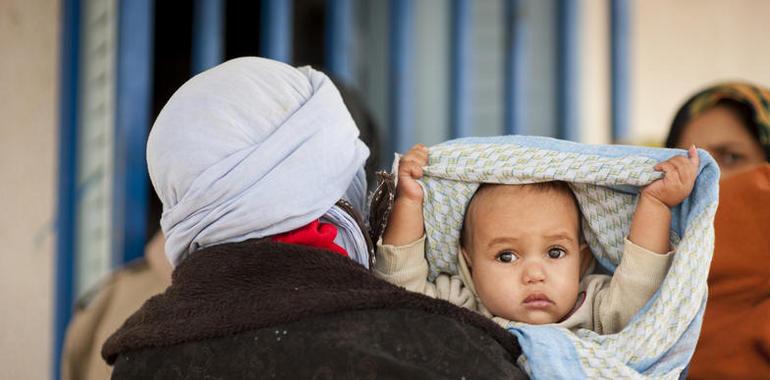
top-left (382, 144), bottom-right (428, 246)
top-left (396, 144), bottom-right (429, 205)
top-left (642, 146), bottom-right (700, 208)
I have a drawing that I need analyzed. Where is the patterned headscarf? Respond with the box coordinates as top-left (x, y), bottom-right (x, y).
top-left (666, 82), bottom-right (770, 161)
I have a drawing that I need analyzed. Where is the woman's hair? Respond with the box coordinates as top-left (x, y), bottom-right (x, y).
top-left (665, 82), bottom-right (770, 161)
top-left (667, 98), bottom-right (759, 148)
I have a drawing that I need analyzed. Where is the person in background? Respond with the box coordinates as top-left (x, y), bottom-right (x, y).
top-left (665, 82), bottom-right (770, 379)
top-left (666, 82), bottom-right (769, 177)
top-left (60, 195), bottom-right (170, 380)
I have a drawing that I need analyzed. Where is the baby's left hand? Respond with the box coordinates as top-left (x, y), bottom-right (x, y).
top-left (642, 145), bottom-right (700, 208)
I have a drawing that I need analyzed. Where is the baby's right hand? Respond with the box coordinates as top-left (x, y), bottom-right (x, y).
top-left (396, 144), bottom-right (429, 205)
top-left (381, 144), bottom-right (428, 246)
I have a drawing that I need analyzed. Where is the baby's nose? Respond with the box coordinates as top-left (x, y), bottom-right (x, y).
top-left (522, 262), bottom-right (546, 283)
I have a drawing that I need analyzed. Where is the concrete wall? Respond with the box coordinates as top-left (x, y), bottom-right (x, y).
top-left (630, 0), bottom-right (770, 144)
top-left (0, 0), bottom-right (58, 378)
top-left (578, 0), bottom-right (611, 144)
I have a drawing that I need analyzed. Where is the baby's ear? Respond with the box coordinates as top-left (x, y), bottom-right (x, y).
top-left (579, 244), bottom-right (594, 278)
top-left (461, 247), bottom-right (473, 270)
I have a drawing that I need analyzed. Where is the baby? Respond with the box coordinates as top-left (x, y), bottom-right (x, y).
top-left (375, 144), bottom-right (700, 333)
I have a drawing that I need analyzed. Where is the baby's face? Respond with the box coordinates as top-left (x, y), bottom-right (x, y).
top-left (463, 185), bottom-right (584, 325)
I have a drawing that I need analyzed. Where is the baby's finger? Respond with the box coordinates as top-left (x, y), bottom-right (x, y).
top-left (656, 161), bottom-right (682, 183)
top-left (405, 145), bottom-right (429, 164)
top-left (667, 155), bottom-right (689, 168)
top-left (688, 145), bottom-right (700, 167)
top-left (413, 150), bottom-right (429, 165)
top-left (654, 160), bottom-right (675, 173)
top-left (673, 153), bottom-right (698, 173)
top-left (399, 160), bottom-right (424, 179)
top-left (401, 155), bottom-right (425, 168)
top-left (409, 144), bottom-right (427, 154)
top-left (671, 156), bottom-right (692, 174)
top-left (669, 158), bottom-right (695, 184)
top-left (657, 154), bottom-right (686, 171)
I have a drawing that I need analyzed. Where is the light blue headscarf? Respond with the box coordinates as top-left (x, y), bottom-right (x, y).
top-left (147, 57), bottom-right (370, 267)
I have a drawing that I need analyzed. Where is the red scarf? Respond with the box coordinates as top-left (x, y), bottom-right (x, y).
top-left (272, 220), bottom-right (348, 257)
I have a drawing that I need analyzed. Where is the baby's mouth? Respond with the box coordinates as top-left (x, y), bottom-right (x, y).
top-left (522, 293), bottom-right (554, 309)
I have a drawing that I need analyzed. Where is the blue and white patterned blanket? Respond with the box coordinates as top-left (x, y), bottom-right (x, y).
top-left (419, 136), bottom-right (719, 379)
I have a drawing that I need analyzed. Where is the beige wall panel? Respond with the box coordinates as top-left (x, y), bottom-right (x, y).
top-left (579, 0), bottom-right (611, 144)
top-left (0, 0), bottom-right (59, 378)
top-left (631, 0), bottom-right (770, 144)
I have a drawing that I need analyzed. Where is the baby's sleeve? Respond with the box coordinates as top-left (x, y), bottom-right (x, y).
top-left (374, 235), bottom-right (438, 297)
top-left (592, 238), bottom-right (673, 334)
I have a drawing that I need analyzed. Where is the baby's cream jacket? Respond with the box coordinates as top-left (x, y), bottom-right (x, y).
top-left (375, 236), bottom-right (672, 334)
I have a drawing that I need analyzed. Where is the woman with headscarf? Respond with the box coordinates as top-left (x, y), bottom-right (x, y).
top-left (100, 57), bottom-right (524, 379)
top-left (665, 82), bottom-right (770, 379)
top-left (666, 82), bottom-right (770, 177)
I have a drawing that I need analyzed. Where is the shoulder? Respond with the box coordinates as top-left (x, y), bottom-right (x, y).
top-left (77, 259), bottom-right (168, 311)
top-left (579, 273), bottom-right (611, 291)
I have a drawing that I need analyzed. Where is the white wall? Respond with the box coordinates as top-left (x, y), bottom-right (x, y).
top-left (578, 0), bottom-right (611, 144)
top-left (0, 0), bottom-right (58, 378)
top-left (630, 0), bottom-right (770, 144)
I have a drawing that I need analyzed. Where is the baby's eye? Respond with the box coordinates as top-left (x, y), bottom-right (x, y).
top-left (721, 152), bottom-right (746, 166)
top-left (547, 248), bottom-right (567, 259)
top-left (496, 251), bottom-right (517, 263)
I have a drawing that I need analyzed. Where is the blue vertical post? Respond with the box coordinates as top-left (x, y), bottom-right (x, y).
top-left (450, 0), bottom-right (472, 138)
top-left (389, 0), bottom-right (414, 154)
top-left (556, 0), bottom-right (579, 141)
top-left (611, 0), bottom-right (630, 143)
top-left (192, 0), bottom-right (224, 74)
top-left (260, 0), bottom-right (293, 63)
top-left (326, 0), bottom-right (353, 84)
top-left (54, 0), bottom-right (80, 377)
top-left (114, 0), bottom-right (154, 266)
top-left (504, 0), bottom-right (526, 135)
